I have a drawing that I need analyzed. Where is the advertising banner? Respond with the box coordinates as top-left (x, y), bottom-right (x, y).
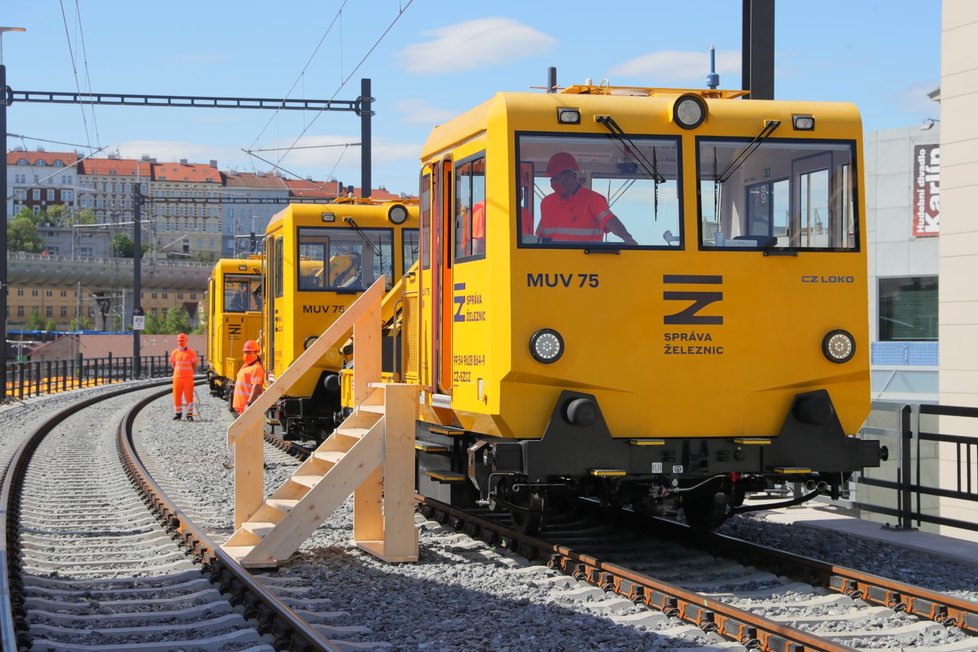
top-left (912, 144), bottom-right (939, 237)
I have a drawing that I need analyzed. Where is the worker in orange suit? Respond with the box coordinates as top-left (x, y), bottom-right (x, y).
top-left (232, 339), bottom-right (266, 416)
top-left (169, 332), bottom-right (199, 421)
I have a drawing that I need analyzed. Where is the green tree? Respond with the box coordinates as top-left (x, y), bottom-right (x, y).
top-left (111, 233), bottom-right (134, 257)
top-left (69, 315), bottom-right (94, 331)
top-left (143, 312), bottom-right (164, 334)
top-left (15, 206), bottom-right (40, 225)
top-left (163, 307), bottom-right (192, 334)
top-left (26, 310), bottom-right (46, 330)
top-left (44, 204), bottom-right (67, 226)
top-left (43, 318), bottom-right (57, 331)
top-left (74, 208), bottom-right (97, 225)
top-left (7, 216), bottom-right (43, 253)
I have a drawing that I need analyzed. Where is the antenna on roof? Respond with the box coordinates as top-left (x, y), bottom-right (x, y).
top-left (547, 67), bottom-right (557, 94)
top-left (706, 46), bottom-right (720, 90)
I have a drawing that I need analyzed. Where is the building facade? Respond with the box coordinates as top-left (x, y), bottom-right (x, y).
top-left (150, 160), bottom-right (223, 261)
top-left (7, 149), bottom-right (79, 218)
top-left (221, 172), bottom-right (289, 257)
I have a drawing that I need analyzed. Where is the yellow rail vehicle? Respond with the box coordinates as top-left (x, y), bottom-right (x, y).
top-left (265, 200), bottom-right (419, 440)
top-left (206, 258), bottom-right (263, 400)
top-left (400, 83), bottom-right (883, 531)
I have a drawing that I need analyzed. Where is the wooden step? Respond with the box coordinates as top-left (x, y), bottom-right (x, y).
top-left (222, 545), bottom-right (255, 563)
top-left (313, 450), bottom-right (346, 465)
top-left (358, 404), bottom-right (385, 415)
top-left (242, 521), bottom-right (278, 537)
top-left (266, 498), bottom-right (300, 513)
top-left (292, 474), bottom-right (326, 488)
top-left (335, 426), bottom-right (370, 439)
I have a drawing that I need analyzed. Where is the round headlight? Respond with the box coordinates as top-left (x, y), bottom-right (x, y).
top-left (822, 329), bottom-right (855, 363)
top-left (304, 335), bottom-right (318, 350)
top-left (388, 204), bottom-right (409, 225)
top-left (529, 328), bottom-right (563, 364)
top-left (673, 94), bottom-right (707, 129)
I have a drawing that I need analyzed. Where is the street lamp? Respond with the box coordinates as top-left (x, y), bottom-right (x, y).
top-left (0, 26), bottom-right (25, 66)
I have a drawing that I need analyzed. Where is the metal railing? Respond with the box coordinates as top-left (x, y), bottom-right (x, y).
top-left (3, 354), bottom-right (206, 401)
top-left (856, 401), bottom-right (978, 534)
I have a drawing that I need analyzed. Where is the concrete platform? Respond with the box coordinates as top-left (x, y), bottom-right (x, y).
top-left (749, 502), bottom-right (978, 567)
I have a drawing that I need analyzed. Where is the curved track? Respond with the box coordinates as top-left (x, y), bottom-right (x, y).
top-left (0, 383), bottom-right (332, 651)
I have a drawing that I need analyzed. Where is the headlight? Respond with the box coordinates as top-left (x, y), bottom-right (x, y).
top-left (529, 328), bottom-right (563, 364)
top-left (672, 93), bottom-right (707, 129)
top-left (304, 335), bottom-right (317, 350)
top-left (822, 329), bottom-right (855, 363)
top-left (388, 204), bottom-right (409, 224)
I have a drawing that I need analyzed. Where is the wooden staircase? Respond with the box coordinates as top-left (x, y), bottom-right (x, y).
top-left (222, 277), bottom-right (419, 568)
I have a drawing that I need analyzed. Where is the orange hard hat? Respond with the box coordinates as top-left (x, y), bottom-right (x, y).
top-left (242, 340), bottom-right (260, 354)
top-left (177, 333), bottom-right (188, 342)
top-left (546, 152), bottom-right (579, 177)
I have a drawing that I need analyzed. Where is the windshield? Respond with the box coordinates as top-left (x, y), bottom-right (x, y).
top-left (296, 227), bottom-right (395, 291)
top-left (223, 274), bottom-right (261, 312)
top-left (698, 139), bottom-right (857, 251)
top-left (516, 134), bottom-right (682, 248)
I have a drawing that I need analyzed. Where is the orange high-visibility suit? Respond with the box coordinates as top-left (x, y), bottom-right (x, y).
top-left (169, 346), bottom-right (199, 415)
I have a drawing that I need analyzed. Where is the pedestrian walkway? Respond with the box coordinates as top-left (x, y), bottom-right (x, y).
top-left (750, 502), bottom-right (978, 567)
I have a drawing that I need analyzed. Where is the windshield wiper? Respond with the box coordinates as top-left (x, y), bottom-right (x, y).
top-left (715, 120), bottom-right (781, 183)
top-left (595, 115), bottom-right (666, 184)
top-left (343, 216), bottom-right (382, 257)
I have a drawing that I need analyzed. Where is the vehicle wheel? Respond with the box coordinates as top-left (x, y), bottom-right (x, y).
top-left (509, 490), bottom-right (545, 535)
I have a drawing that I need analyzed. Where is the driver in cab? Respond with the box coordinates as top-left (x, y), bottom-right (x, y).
top-left (536, 152), bottom-right (637, 245)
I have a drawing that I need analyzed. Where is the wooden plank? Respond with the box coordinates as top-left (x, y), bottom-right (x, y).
top-left (352, 301), bottom-right (382, 407)
top-left (233, 427), bottom-right (264, 530)
top-left (227, 276), bottom-right (385, 447)
top-left (354, 465), bottom-right (384, 543)
top-left (380, 383), bottom-right (419, 561)
top-left (244, 418), bottom-right (384, 564)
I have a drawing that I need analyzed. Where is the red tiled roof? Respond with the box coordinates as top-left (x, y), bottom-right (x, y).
top-left (152, 162), bottom-right (221, 183)
top-left (283, 178), bottom-right (342, 198)
top-left (79, 158), bottom-right (153, 177)
top-left (223, 172), bottom-right (289, 190)
top-left (7, 151), bottom-right (79, 166)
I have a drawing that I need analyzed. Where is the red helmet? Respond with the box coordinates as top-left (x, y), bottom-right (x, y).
top-left (546, 152), bottom-right (579, 177)
top-left (177, 333), bottom-right (188, 343)
top-left (242, 340), bottom-right (260, 354)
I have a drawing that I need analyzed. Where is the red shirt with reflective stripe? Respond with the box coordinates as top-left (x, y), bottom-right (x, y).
top-left (536, 186), bottom-right (613, 242)
top-left (169, 347), bottom-right (198, 378)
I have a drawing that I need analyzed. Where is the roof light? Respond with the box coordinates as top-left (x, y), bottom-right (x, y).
top-left (388, 204), bottom-right (409, 224)
top-left (822, 329), bottom-right (855, 363)
top-left (321, 212), bottom-right (335, 222)
top-left (556, 107), bottom-right (581, 125)
top-left (672, 94), bottom-right (707, 129)
top-left (792, 114), bottom-right (815, 131)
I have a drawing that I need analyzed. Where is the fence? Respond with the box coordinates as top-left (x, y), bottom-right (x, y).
top-left (856, 401), bottom-right (978, 534)
top-left (3, 354), bottom-right (206, 401)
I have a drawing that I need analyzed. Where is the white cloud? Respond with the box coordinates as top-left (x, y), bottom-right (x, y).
top-left (609, 50), bottom-right (740, 86)
top-left (398, 18), bottom-right (554, 74)
top-left (395, 99), bottom-right (456, 125)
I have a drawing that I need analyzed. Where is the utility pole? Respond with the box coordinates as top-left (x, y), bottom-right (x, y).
top-left (133, 184), bottom-right (143, 377)
top-left (1, 64), bottom-right (8, 401)
top-left (742, 0), bottom-right (775, 100)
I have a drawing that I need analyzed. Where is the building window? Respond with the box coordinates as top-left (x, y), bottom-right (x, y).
top-left (32, 189), bottom-right (40, 200)
top-left (46, 189), bottom-right (55, 201)
top-left (31, 289), bottom-right (38, 297)
top-left (177, 293), bottom-right (184, 300)
top-left (45, 306), bottom-right (53, 317)
top-left (17, 306), bottom-right (24, 317)
top-left (879, 276), bottom-right (938, 341)
top-left (16, 288), bottom-right (23, 296)
top-left (60, 307), bottom-right (67, 317)
top-left (162, 292), bottom-right (168, 299)
top-left (45, 290), bottom-right (52, 297)
top-left (60, 290), bottom-right (67, 297)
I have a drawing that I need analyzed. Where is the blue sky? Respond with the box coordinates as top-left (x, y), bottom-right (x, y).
top-left (2, 1), bottom-right (940, 196)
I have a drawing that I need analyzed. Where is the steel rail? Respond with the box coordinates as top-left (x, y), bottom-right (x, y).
top-left (0, 380), bottom-right (170, 651)
top-left (418, 497), bottom-right (852, 652)
top-left (704, 529), bottom-right (978, 635)
top-left (120, 390), bottom-right (337, 651)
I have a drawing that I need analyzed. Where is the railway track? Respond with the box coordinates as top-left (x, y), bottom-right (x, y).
top-left (266, 428), bottom-right (978, 651)
top-left (0, 383), bottom-right (332, 651)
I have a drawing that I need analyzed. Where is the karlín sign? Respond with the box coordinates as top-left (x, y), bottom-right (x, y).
top-left (912, 144), bottom-right (939, 237)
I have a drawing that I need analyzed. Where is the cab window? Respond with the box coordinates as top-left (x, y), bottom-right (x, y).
top-left (516, 133), bottom-right (682, 249)
top-left (697, 139), bottom-right (857, 251)
top-left (296, 227), bottom-right (395, 291)
top-left (223, 274), bottom-right (261, 312)
top-left (454, 154), bottom-right (486, 262)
